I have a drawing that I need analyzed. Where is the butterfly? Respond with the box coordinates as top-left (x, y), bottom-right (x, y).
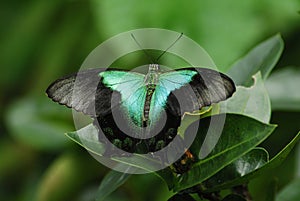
top-left (46, 64), bottom-right (235, 154)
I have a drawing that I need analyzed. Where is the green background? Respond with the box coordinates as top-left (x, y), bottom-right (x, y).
top-left (0, 0), bottom-right (299, 201)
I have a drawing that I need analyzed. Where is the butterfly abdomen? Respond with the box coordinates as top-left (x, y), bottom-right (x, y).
top-left (143, 84), bottom-right (156, 127)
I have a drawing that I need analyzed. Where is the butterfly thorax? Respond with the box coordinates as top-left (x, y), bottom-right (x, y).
top-left (143, 64), bottom-right (160, 127)
top-left (144, 64), bottom-right (160, 85)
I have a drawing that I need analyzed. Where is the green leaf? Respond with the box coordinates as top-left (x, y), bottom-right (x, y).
top-left (205, 131), bottom-right (300, 193)
top-left (220, 72), bottom-right (271, 123)
top-left (227, 34), bottom-right (284, 86)
top-left (66, 124), bottom-right (164, 173)
top-left (266, 66), bottom-right (300, 111)
top-left (158, 114), bottom-right (276, 192)
top-left (221, 194), bottom-right (246, 201)
top-left (201, 148), bottom-right (269, 193)
top-left (178, 105), bottom-right (216, 137)
top-left (66, 124), bottom-right (106, 155)
top-left (6, 96), bottom-right (72, 151)
top-left (95, 170), bottom-right (131, 201)
top-left (276, 178), bottom-right (300, 201)
top-left (168, 193), bottom-right (196, 201)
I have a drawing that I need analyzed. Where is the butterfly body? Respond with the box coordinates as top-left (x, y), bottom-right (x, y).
top-left (142, 64), bottom-right (160, 126)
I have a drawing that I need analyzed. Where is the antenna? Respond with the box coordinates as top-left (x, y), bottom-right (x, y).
top-left (131, 32), bottom-right (183, 64)
top-left (156, 32), bottom-right (183, 62)
top-left (131, 33), bottom-right (155, 64)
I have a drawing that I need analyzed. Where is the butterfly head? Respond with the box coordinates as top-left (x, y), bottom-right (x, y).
top-left (148, 64), bottom-right (160, 73)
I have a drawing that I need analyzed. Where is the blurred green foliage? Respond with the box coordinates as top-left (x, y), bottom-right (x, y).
top-left (0, 0), bottom-right (300, 201)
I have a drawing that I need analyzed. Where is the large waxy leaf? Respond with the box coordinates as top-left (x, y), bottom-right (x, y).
top-left (65, 115), bottom-right (283, 194)
top-left (95, 170), bottom-right (131, 201)
top-left (201, 148), bottom-right (269, 192)
top-left (227, 34), bottom-right (283, 86)
top-left (220, 72), bottom-right (271, 123)
top-left (157, 114), bottom-right (276, 192)
top-left (201, 131), bottom-right (300, 193)
top-left (66, 124), bottom-right (164, 173)
top-left (66, 124), bottom-right (105, 155)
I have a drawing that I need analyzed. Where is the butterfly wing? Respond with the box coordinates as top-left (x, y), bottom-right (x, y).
top-left (47, 67), bottom-right (235, 121)
top-left (99, 70), bottom-right (146, 127)
top-left (166, 68), bottom-right (235, 115)
top-left (46, 68), bottom-right (133, 117)
top-left (158, 68), bottom-right (236, 116)
top-left (149, 70), bottom-right (198, 122)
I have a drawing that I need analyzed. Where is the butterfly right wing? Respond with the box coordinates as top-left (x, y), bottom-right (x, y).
top-left (162, 68), bottom-right (236, 116)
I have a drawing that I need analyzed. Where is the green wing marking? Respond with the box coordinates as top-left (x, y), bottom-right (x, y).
top-left (100, 70), bottom-right (146, 127)
top-left (100, 69), bottom-right (197, 128)
top-left (149, 70), bottom-right (197, 123)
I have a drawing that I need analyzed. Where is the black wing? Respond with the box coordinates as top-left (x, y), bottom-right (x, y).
top-left (46, 68), bottom-right (123, 117)
top-left (166, 67), bottom-right (236, 116)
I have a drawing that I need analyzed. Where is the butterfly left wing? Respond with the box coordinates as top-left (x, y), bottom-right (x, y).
top-left (157, 68), bottom-right (236, 116)
top-left (99, 70), bottom-right (147, 127)
top-left (46, 68), bottom-right (114, 116)
top-left (46, 68), bottom-right (139, 117)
